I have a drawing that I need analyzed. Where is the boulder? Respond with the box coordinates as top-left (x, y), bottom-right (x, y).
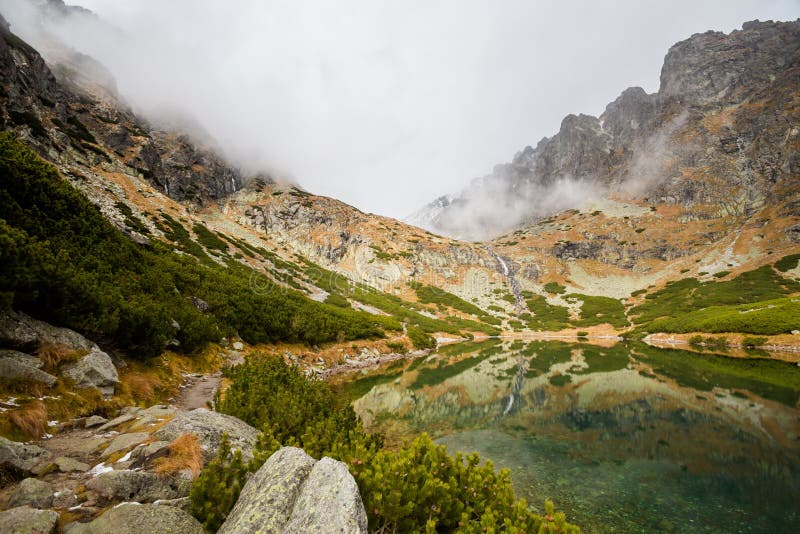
top-left (86, 470), bottom-right (191, 503)
top-left (8, 478), bottom-right (53, 509)
top-left (63, 348), bottom-right (119, 395)
top-left (0, 356), bottom-right (57, 387)
top-left (96, 413), bottom-right (136, 431)
top-left (54, 456), bottom-right (90, 473)
top-left (100, 432), bottom-right (150, 458)
top-left (0, 349), bottom-right (43, 368)
top-left (0, 506), bottom-right (59, 534)
top-left (284, 457), bottom-right (368, 533)
top-left (52, 488), bottom-right (78, 509)
top-left (219, 447), bottom-right (367, 534)
top-left (0, 310), bottom-right (95, 352)
top-left (83, 415), bottom-right (108, 428)
top-left (67, 503), bottom-right (204, 534)
top-left (0, 436), bottom-right (49, 473)
top-left (153, 409), bottom-right (258, 461)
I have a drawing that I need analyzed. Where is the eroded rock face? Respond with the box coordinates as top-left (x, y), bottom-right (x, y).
top-left (0, 355), bottom-right (57, 386)
top-left (0, 505), bottom-right (59, 534)
top-left (153, 408), bottom-right (258, 461)
top-left (220, 447), bottom-right (367, 534)
top-left (68, 503), bottom-right (204, 534)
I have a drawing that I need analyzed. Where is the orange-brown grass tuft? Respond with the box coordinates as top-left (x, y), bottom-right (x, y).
top-left (120, 372), bottom-right (162, 402)
top-left (9, 400), bottom-right (47, 439)
top-left (37, 343), bottom-right (83, 371)
top-left (153, 433), bottom-right (203, 476)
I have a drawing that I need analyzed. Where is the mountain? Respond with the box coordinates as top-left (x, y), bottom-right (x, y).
top-left (411, 20), bottom-right (800, 241)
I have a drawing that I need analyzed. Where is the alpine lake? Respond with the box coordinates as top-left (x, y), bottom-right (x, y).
top-left (332, 338), bottom-right (800, 533)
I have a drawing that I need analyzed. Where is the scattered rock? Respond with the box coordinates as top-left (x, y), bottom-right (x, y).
top-left (100, 433), bottom-right (151, 458)
top-left (153, 409), bottom-right (258, 461)
top-left (86, 470), bottom-right (191, 503)
top-left (84, 415), bottom-right (108, 428)
top-left (0, 506), bottom-right (59, 534)
top-left (63, 348), bottom-right (119, 395)
top-left (52, 488), bottom-right (78, 509)
top-left (8, 478), bottom-right (53, 509)
top-left (0, 436), bottom-right (49, 474)
top-left (97, 413), bottom-right (136, 431)
top-left (67, 503), bottom-right (204, 534)
top-left (0, 356), bottom-right (57, 387)
top-left (54, 456), bottom-right (90, 473)
top-left (220, 447), bottom-right (367, 534)
top-left (232, 341), bottom-right (244, 351)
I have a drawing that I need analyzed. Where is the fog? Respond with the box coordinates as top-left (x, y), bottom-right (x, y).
top-left (0, 0), bottom-right (796, 219)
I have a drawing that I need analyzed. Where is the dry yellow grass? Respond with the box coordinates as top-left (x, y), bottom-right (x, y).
top-left (120, 372), bottom-right (162, 402)
top-left (9, 400), bottom-right (47, 440)
top-left (153, 433), bottom-right (203, 476)
top-left (36, 343), bottom-right (83, 371)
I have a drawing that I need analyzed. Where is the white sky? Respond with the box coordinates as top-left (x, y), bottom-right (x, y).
top-left (4, 1), bottom-right (799, 218)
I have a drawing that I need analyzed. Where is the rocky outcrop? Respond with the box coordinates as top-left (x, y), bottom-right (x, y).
top-left (0, 505), bottom-right (59, 534)
top-left (0, 310), bottom-right (95, 353)
top-left (67, 503), bottom-right (204, 534)
top-left (0, 354), bottom-right (57, 386)
top-left (153, 408), bottom-right (258, 461)
top-left (63, 348), bottom-right (119, 395)
top-left (220, 447), bottom-right (367, 534)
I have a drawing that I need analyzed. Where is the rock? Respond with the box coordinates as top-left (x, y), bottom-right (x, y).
top-left (153, 408), bottom-right (258, 461)
top-left (84, 415), bottom-right (108, 428)
top-left (68, 503), bottom-right (204, 534)
top-left (86, 470), bottom-right (191, 503)
top-left (0, 356), bottom-right (57, 387)
top-left (101, 432), bottom-right (150, 458)
top-left (220, 447), bottom-right (367, 534)
top-left (0, 349), bottom-right (43, 368)
top-left (284, 457), bottom-right (368, 533)
top-left (8, 478), bottom-right (53, 509)
top-left (219, 447), bottom-right (316, 533)
top-left (52, 488), bottom-right (78, 508)
top-left (97, 413), bottom-right (136, 431)
top-left (0, 506), bottom-right (59, 534)
top-left (153, 497), bottom-right (191, 512)
top-left (0, 310), bottom-right (95, 352)
top-left (232, 341), bottom-right (244, 351)
top-left (54, 456), bottom-right (90, 473)
top-left (63, 348), bottom-right (119, 395)
top-left (0, 436), bottom-right (49, 473)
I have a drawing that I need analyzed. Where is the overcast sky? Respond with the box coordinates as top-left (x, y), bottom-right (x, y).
top-left (3, 1), bottom-right (798, 218)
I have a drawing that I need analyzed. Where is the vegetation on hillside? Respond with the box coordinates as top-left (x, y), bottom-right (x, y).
top-left (0, 133), bottom-right (386, 358)
top-left (190, 354), bottom-right (579, 533)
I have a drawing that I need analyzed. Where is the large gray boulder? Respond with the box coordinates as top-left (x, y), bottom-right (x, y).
top-left (8, 478), bottom-right (53, 509)
top-left (153, 409), bottom-right (258, 461)
top-left (0, 310), bottom-right (95, 352)
top-left (86, 470), bottom-right (191, 503)
top-left (219, 447), bottom-right (367, 534)
top-left (63, 348), bottom-right (119, 395)
top-left (0, 506), bottom-right (59, 534)
top-left (67, 503), bottom-right (204, 534)
top-left (0, 436), bottom-right (49, 473)
top-left (284, 457), bottom-right (368, 533)
top-left (0, 349), bottom-right (43, 368)
top-left (0, 355), bottom-right (57, 387)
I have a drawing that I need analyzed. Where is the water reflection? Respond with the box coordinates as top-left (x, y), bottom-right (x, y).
top-left (337, 340), bottom-right (800, 533)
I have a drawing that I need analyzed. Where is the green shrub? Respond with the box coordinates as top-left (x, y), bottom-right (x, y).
top-left (742, 336), bottom-right (768, 348)
top-left (193, 354), bottom-right (579, 533)
top-left (407, 325), bottom-right (436, 350)
top-left (324, 293), bottom-right (350, 308)
top-left (525, 295), bottom-right (571, 331)
top-left (543, 282), bottom-right (566, 295)
top-left (568, 294), bottom-right (629, 328)
top-left (775, 253), bottom-right (800, 272)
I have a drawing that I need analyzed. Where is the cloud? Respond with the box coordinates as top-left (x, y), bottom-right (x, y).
top-left (0, 0), bottom-right (796, 219)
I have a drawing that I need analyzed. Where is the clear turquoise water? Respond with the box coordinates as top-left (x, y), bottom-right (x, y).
top-left (342, 340), bottom-right (800, 533)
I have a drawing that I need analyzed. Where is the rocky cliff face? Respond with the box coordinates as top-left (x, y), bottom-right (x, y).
top-left (0, 12), bottom-right (269, 206)
top-left (413, 19), bottom-right (800, 241)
